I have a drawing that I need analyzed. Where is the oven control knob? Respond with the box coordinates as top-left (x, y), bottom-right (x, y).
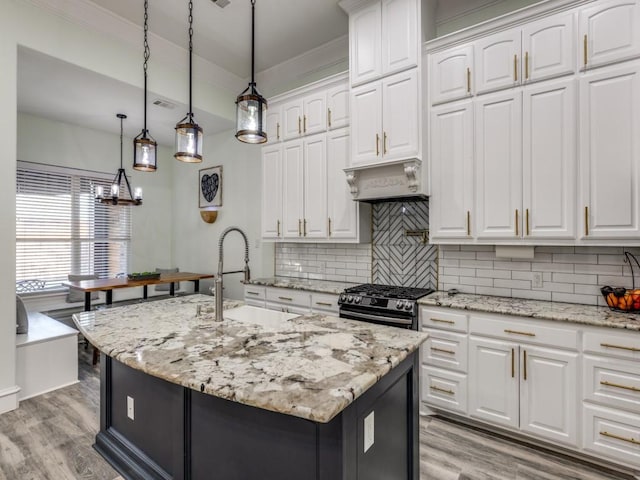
top-left (404, 303), bottom-right (413, 311)
top-left (340, 294), bottom-right (347, 302)
top-left (396, 301), bottom-right (404, 309)
top-left (354, 296), bottom-right (361, 304)
top-left (347, 295), bottom-right (354, 303)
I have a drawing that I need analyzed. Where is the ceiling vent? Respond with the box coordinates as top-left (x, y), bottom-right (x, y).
top-left (152, 99), bottom-right (176, 109)
top-left (211, 0), bottom-right (230, 8)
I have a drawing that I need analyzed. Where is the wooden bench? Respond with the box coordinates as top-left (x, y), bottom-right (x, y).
top-left (15, 312), bottom-right (79, 401)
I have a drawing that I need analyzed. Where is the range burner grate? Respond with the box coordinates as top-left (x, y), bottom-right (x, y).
top-left (343, 283), bottom-right (434, 300)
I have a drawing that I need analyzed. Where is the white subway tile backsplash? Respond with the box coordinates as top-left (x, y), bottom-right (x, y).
top-left (476, 269), bottom-right (511, 279)
top-left (551, 273), bottom-right (597, 285)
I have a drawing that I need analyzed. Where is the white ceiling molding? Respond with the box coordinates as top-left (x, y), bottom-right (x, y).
top-left (435, 0), bottom-right (506, 26)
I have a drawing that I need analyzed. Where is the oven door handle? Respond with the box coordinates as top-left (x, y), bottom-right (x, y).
top-left (340, 310), bottom-right (413, 326)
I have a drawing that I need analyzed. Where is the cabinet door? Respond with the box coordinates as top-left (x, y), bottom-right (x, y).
top-left (303, 92), bottom-right (326, 136)
top-left (350, 2), bottom-right (382, 86)
top-left (266, 104), bottom-right (282, 143)
top-left (580, 0), bottom-right (640, 69)
top-left (303, 135), bottom-right (328, 239)
top-left (429, 44), bottom-right (474, 105)
top-left (351, 81), bottom-right (383, 166)
top-left (475, 28), bottom-right (522, 94)
top-left (523, 78), bottom-right (576, 239)
top-left (261, 145), bottom-right (282, 239)
top-left (327, 84), bottom-right (350, 130)
top-left (430, 100), bottom-right (474, 240)
top-left (580, 62), bottom-right (640, 239)
top-left (327, 128), bottom-right (358, 240)
top-left (282, 140), bottom-right (304, 238)
top-left (520, 346), bottom-right (578, 447)
top-left (382, 69), bottom-right (419, 160)
top-left (282, 99), bottom-right (303, 140)
top-left (475, 90), bottom-right (523, 239)
top-left (381, 0), bottom-right (418, 76)
top-left (522, 11), bottom-right (575, 82)
top-left (469, 337), bottom-right (519, 429)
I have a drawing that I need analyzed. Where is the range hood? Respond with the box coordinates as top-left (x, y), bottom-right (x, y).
top-left (344, 159), bottom-right (427, 203)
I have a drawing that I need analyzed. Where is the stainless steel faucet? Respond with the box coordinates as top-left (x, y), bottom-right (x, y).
top-left (214, 226), bottom-right (250, 321)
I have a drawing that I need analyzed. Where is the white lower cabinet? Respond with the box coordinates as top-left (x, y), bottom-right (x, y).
top-left (244, 285), bottom-right (339, 316)
top-left (422, 366), bottom-right (468, 414)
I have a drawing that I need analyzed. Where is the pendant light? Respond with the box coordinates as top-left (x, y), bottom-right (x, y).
top-left (235, 0), bottom-right (267, 144)
top-left (175, 0), bottom-right (203, 163)
top-left (133, 0), bottom-right (158, 172)
top-left (95, 114), bottom-right (143, 206)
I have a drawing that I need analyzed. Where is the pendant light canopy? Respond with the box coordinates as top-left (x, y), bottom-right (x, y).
top-left (175, 0), bottom-right (203, 163)
top-left (134, 0), bottom-right (158, 172)
top-left (96, 114), bottom-right (143, 206)
top-left (235, 0), bottom-right (267, 144)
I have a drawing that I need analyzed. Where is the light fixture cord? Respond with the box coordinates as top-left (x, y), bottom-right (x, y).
top-left (143, 0), bottom-right (150, 135)
top-left (251, 0), bottom-right (256, 87)
top-left (188, 0), bottom-right (194, 120)
top-left (119, 115), bottom-right (124, 170)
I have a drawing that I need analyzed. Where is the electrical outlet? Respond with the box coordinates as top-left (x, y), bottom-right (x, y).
top-left (127, 396), bottom-right (135, 421)
top-left (533, 272), bottom-right (543, 289)
top-left (364, 411), bottom-right (374, 453)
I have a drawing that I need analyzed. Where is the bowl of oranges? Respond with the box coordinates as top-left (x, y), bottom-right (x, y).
top-left (600, 251), bottom-right (640, 312)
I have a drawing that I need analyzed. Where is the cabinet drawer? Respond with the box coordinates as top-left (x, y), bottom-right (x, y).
top-left (584, 330), bottom-right (640, 361)
top-left (244, 298), bottom-right (266, 308)
top-left (421, 366), bottom-right (468, 415)
top-left (422, 329), bottom-right (468, 373)
top-left (265, 302), bottom-right (310, 315)
top-left (420, 308), bottom-right (468, 333)
top-left (265, 287), bottom-right (311, 307)
top-left (311, 293), bottom-right (339, 314)
top-left (584, 404), bottom-right (640, 468)
top-left (469, 315), bottom-right (578, 350)
top-left (244, 285), bottom-right (266, 300)
top-left (584, 355), bottom-right (640, 413)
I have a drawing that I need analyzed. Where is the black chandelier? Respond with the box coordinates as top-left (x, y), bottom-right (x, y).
top-left (96, 114), bottom-right (142, 206)
top-left (235, 0), bottom-right (267, 144)
top-left (175, 0), bottom-right (203, 162)
top-left (133, 0), bottom-right (158, 172)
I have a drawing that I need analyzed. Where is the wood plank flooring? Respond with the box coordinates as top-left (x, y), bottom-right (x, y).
top-left (0, 347), bottom-right (633, 480)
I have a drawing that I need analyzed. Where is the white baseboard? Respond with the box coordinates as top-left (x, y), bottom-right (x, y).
top-left (0, 386), bottom-right (21, 414)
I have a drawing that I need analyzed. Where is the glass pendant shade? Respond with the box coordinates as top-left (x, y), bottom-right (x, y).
top-left (236, 88), bottom-right (267, 144)
top-left (175, 119), bottom-right (203, 163)
top-left (133, 135), bottom-right (157, 172)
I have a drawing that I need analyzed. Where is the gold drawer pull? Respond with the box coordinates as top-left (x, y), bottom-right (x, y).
top-left (511, 348), bottom-right (515, 378)
top-left (278, 296), bottom-right (293, 301)
top-left (376, 133), bottom-right (380, 156)
top-left (514, 54), bottom-right (518, 81)
top-left (466, 67), bottom-right (471, 93)
top-left (315, 302), bottom-right (333, 307)
top-left (600, 380), bottom-right (640, 392)
top-left (328, 108), bottom-right (332, 127)
top-left (600, 431), bottom-right (640, 445)
top-left (525, 51), bottom-right (529, 80)
top-left (303, 115), bottom-right (307, 133)
top-left (515, 209), bottom-right (519, 236)
top-left (277, 219), bottom-right (281, 236)
top-left (430, 385), bottom-right (454, 395)
top-left (246, 291), bottom-right (261, 296)
top-left (298, 116), bottom-right (301, 134)
top-left (276, 122), bottom-right (280, 140)
top-left (431, 347), bottom-right (455, 355)
top-left (328, 217), bottom-right (332, 237)
top-left (466, 211), bottom-right (471, 236)
top-left (585, 206), bottom-right (589, 236)
top-left (601, 343), bottom-right (640, 352)
top-left (430, 318), bottom-right (455, 325)
top-left (584, 34), bottom-right (588, 67)
top-left (504, 329), bottom-right (536, 337)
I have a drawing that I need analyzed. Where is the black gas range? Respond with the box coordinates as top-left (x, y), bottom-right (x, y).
top-left (338, 284), bottom-right (434, 330)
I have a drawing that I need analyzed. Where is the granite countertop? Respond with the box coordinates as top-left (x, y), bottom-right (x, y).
top-left (73, 295), bottom-right (428, 423)
top-left (420, 291), bottom-right (640, 331)
top-left (247, 276), bottom-right (357, 295)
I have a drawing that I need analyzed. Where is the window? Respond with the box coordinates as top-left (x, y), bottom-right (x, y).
top-left (16, 162), bottom-right (131, 293)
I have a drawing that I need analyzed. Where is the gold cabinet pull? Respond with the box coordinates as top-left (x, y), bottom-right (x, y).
top-left (246, 291), bottom-right (260, 296)
top-left (276, 122), bottom-right (280, 140)
top-left (303, 115), bottom-right (307, 133)
top-left (328, 217), bottom-right (332, 237)
top-left (430, 385), bottom-right (455, 395)
top-left (431, 347), bottom-right (455, 355)
top-left (526, 208), bottom-right (530, 236)
top-left (600, 380), bottom-right (640, 392)
top-left (584, 34), bottom-right (588, 67)
top-left (514, 54), bottom-right (518, 81)
top-left (315, 301), bottom-right (333, 307)
top-left (328, 108), bottom-right (332, 128)
top-left (515, 209), bottom-right (519, 236)
top-left (467, 67), bottom-right (471, 93)
top-left (585, 206), bottom-right (589, 236)
top-left (298, 116), bottom-right (301, 134)
top-left (278, 296), bottom-right (293, 301)
top-left (430, 317), bottom-right (455, 325)
top-left (504, 329), bottom-right (536, 337)
top-left (303, 218), bottom-right (307, 236)
top-left (467, 211), bottom-right (471, 236)
top-left (298, 219), bottom-right (302, 236)
top-left (376, 133), bottom-right (380, 156)
top-left (277, 219), bottom-right (280, 236)
top-left (511, 348), bottom-right (515, 378)
top-left (523, 350), bottom-right (528, 381)
top-left (525, 51), bottom-right (529, 80)
top-left (383, 131), bottom-right (388, 154)
top-left (600, 431), bottom-right (640, 445)
top-left (601, 343), bottom-right (640, 352)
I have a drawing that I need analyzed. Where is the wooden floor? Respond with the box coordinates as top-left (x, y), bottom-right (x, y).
top-left (0, 347), bottom-right (633, 480)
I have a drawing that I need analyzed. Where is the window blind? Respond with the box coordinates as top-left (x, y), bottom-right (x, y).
top-left (16, 162), bottom-right (131, 293)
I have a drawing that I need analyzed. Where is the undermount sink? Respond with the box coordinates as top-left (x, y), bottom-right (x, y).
top-left (223, 305), bottom-right (299, 327)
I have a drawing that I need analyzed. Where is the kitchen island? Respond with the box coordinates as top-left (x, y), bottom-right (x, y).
top-left (73, 295), bottom-right (428, 480)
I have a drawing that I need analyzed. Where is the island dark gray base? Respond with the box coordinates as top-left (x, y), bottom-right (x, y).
top-left (95, 353), bottom-right (420, 480)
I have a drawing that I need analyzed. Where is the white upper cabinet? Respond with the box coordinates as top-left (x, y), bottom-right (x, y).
top-left (475, 28), bottom-right (522, 95)
top-left (327, 128), bottom-right (358, 240)
top-left (523, 77), bottom-right (576, 239)
top-left (327, 84), bottom-right (350, 130)
top-left (429, 44), bottom-right (474, 105)
top-left (580, 61), bottom-right (640, 239)
top-left (351, 81), bottom-right (383, 165)
top-left (282, 140), bottom-right (304, 238)
top-left (281, 93), bottom-right (327, 140)
top-left (303, 135), bottom-right (328, 238)
top-left (349, 0), bottom-right (418, 86)
top-left (580, 0), bottom-right (640, 70)
top-left (475, 89), bottom-right (523, 239)
top-left (261, 145), bottom-right (282, 239)
top-left (522, 12), bottom-right (575, 82)
top-left (265, 104), bottom-right (282, 144)
top-left (282, 100), bottom-right (303, 141)
top-left (430, 100), bottom-right (474, 240)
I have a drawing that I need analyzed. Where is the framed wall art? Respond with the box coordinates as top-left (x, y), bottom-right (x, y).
top-left (199, 166), bottom-right (222, 208)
